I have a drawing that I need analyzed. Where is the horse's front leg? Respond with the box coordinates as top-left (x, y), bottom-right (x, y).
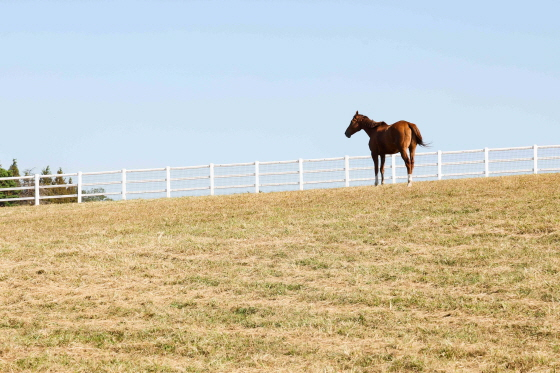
top-left (372, 153), bottom-right (379, 186)
top-left (380, 154), bottom-right (386, 185)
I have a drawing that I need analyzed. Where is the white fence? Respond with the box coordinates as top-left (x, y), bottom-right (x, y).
top-left (1, 144), bottom-right (559, 206)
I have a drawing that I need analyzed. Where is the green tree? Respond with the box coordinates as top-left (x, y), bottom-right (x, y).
top-left (52, 167), bottom-right (66, 203)
top-left (5, 159), bottom-right (23, 205)
top-left (0, 165), bottom-right (18, 207)
top-left (1, 161), bottom-right (99, 206)
top-left (52, 167), bottom-right (77, 204)
top-left (37, 166), bottom-right (54, 203)
top-left (41, 166), bottom-right (54, 186)
top-left (8, 159), bottom-right (21, 187)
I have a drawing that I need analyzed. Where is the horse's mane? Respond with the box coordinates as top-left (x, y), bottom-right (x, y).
top-left (358, 114), bottom-right (386, 129)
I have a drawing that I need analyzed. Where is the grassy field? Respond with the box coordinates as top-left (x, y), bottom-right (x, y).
top-left (1, 174), bottom-right (559, 372)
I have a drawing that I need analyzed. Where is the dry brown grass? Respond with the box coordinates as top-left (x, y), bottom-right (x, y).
top-left (1, 174), bottom-right (559, 372)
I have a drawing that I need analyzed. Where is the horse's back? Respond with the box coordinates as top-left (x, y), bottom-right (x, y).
top-left (389, 120), bottom-right (412, 130)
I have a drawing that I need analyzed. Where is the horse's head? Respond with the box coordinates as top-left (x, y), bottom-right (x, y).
top-left (345, 111), bottom-right (364, 138)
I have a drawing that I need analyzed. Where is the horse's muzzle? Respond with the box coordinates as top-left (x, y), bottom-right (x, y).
top-left (345, 132), bottom-right (351, 138)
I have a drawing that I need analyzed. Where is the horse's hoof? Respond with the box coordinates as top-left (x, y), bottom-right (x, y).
top-left (407, 183), bottom-right (412, 187)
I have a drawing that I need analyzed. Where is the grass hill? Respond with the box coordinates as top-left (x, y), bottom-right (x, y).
top-left (1, 174), bottom-right (559, 372)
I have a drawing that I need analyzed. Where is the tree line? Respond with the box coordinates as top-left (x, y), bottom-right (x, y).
top-left (0, 159), bottom-right (110, 207)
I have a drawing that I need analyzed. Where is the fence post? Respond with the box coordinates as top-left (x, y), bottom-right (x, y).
top-left (299, 158), bottom-right (304, 190)
top-left (122, 169), bottom-right (127, 200)
top-left (255, 161), bottom-right (260, 193)
top-left (209, 163), bottom-right (214, 195)
top-left (77, 171), bottom-right (82, 203)
top-left (166, 166), bottom-right (171, 198)
top-left (484, 148), bottom-right (489, 177)
top-left (533, 144), bottom-right (538, 174)
top-left (392, 154), bottom-right (396, 184)
top-left (344, 155), bottom-right (350, 187)
top-left (34, 174), bottom-right (40, 206)
top-left (437, 150), bottom-right (442, 180)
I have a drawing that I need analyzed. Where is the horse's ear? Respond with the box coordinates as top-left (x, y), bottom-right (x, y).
top-left (356, 110), bottom-right (359, 115)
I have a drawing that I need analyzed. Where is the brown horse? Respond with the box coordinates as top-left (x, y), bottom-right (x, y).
top-left (344, 111), bottom-right (428, 187)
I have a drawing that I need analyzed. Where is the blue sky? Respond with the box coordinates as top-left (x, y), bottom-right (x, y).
top-left (1, 0), bottom-right (559, 173)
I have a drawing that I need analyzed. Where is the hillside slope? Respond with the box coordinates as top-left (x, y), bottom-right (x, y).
top-left (1, 174), bottom-right (559, 372)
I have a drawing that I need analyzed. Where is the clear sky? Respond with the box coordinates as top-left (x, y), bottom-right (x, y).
top-left (1, 0), bottom-right (559, 173)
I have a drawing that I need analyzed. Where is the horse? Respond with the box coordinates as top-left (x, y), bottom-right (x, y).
top-left (344, 111), bottom-right (428, 187)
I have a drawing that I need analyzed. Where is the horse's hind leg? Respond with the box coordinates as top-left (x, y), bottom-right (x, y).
top-left (409, 143), bottom-right (417, 175)
top-left (372, 153), bottom-right (380, 186)
top-left (380, 154), bottom-right (386, 185)
top-left (399, 149), bottom-right (413, 187)
top-left (408, 143), bottom-right (418, 186)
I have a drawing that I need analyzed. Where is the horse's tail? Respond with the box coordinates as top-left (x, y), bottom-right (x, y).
top-left (408, 122), bottom-right (429, 147)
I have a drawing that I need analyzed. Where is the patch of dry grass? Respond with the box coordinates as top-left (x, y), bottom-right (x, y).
top-left (1, 174), bottom-right (559, 372)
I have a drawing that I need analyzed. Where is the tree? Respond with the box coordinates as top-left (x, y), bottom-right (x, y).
top-left (8, 159), bottom-right (21, 187)
top-left (4, 159), bottom-right (23, 205)
top-left (41, 166), bottom-right (54, 186)
top-left (51, 167), bottom-right (77, 204)
top-left (0, 165), bottom-right (18, 207)
top-left (35, 166), bottom-right (54, 203)
top-left (19, 168), bottom-right (36, 205)
top-left (1, 161), bottom-right (82, 206)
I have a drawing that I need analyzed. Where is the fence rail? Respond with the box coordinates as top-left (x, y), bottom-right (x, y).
top-left (1, 144), bottom-right (559, 205)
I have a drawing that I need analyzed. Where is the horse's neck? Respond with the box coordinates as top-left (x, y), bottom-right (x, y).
top-left (361, 118), bottom-right (383, 137)
top-left (362, 126), bottom-right (378, 137)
